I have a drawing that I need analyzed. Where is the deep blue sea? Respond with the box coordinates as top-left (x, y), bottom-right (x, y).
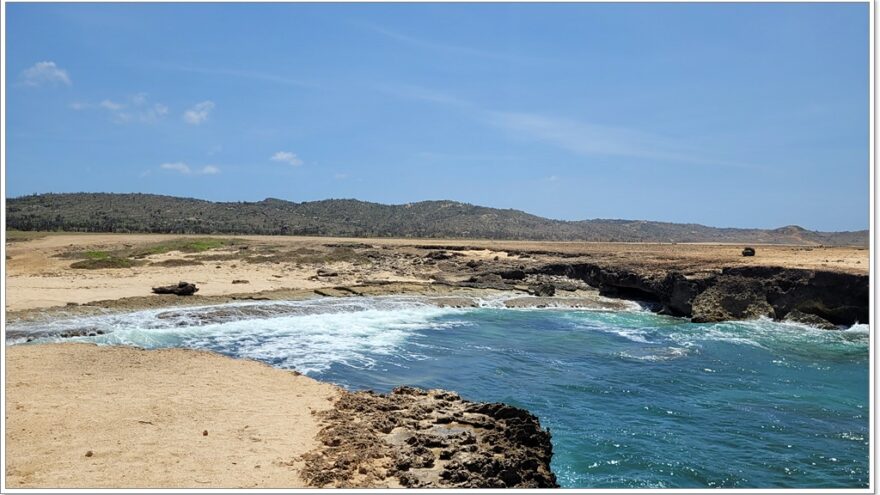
top-left (8, 296), bottom-right (870, 488)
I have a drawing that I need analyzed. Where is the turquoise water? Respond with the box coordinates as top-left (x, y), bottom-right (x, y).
top-left (8, 297), bottom-right (869, 488)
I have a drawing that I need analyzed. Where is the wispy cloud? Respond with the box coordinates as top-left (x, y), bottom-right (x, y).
top-left (383, 83), bottom-right (750, 169)
top-left (358, 22), bottom-right (545, 64)
top-left (20, 61), bottom-right (71, 87)
top-left (183, 101), bottom-right (215, 125)
top-left (333, 172), bottom-right (350, 180)
top-left (375, 83), bottom-right (472, 109)
top-left (73, 93), bottom-right (168, 123)
top-left (159, 162), bottom-right (220, 175)
top-left (100, 99), bottom-right (124, 111)
top-left (488, 111), bottom-right (751, 168)
top-left (270, 151), bottom-right (303, 167)
top-left (155, 64), bottom-right (316, 88)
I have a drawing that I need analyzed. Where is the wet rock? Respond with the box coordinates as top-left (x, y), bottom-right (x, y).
top-left (151, 281), bottom-right (198, 296)
top-left (782, 309), bottom-right (838, 330)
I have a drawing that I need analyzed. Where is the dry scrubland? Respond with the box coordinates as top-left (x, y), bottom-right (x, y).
top-left (5, 232), bottom-right (867, 313)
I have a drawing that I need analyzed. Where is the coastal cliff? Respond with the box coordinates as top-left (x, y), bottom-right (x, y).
top-left (534, 263), bottom-right (868, 326)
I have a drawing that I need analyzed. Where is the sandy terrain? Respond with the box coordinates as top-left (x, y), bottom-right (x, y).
top-left (5, 343), bottom-right (340, 488)
top-left (4, 233), bottom-right (868, 313)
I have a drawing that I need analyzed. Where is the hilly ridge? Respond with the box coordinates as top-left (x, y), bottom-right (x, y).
top-left (5, 193), bottom-right (868, 246)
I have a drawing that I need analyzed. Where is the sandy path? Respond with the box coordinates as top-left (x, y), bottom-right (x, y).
top-left (5, 344), bottom-right (340, 488)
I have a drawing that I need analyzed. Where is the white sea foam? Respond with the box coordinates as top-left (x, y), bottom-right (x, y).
top-left (7, 296), bottom-right (467, 374)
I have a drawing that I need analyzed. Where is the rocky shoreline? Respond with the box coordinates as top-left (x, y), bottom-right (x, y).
top-left (533, 262), bottom-right (869, 327)
top-left (4, 235), bottom-right (870, 488)
top-left (301, 387), bottom-right (557, 488)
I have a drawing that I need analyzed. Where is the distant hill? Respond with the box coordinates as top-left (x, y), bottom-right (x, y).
top-left (5, 193), bottom-right (868, 246)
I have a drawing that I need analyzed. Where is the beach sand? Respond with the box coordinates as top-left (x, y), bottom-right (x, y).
top-left (5, 343), bottom-right (340, 488)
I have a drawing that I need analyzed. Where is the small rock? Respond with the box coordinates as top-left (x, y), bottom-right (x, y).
top-left (151, 281), bottom-right (198, 296)
top-left (85, 450), bottom-right (93, 457)
top-left (203, 430), bottom-right (209, 436)
top-left (529, 283), bottom-right (556, 297)
top-left (232, 279), bottom-right (249, 284)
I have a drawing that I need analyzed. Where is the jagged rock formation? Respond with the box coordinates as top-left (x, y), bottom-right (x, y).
top-left (536, 263), bottom-right (869, 326)
top-left (300, 387), bottom-right (557, 488)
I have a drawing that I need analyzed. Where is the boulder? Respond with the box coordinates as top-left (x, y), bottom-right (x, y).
top-left (742, 247), bottom-right (756, 257)
top-left (151, 281), bottom-right (198, 296)
top-left (529, 283), bottom-right (556, 297)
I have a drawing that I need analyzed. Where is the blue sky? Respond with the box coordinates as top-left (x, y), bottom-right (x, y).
top-left (5, 3), bottom-right (869, 231)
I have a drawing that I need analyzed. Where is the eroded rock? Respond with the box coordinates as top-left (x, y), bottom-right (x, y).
top-left (300, 387), bottom-right (557, 488)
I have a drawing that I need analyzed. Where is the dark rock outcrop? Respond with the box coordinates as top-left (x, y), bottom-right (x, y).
top-left (496, 269), bottom-right (526, 281)
top-left (151, 281), bottom-right (198, 296)
top-left (300, 387), bottom-right (556, 488)
top-left (536, 263), bottom-right (868, 326)
top-left (690, 276), bottom-right (775, 322)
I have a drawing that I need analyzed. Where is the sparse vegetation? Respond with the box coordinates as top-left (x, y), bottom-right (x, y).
top-left (6, 230), bottom-right (49, 243)
top-left (5, 193), bottom-right (869, 246)
top-left (59, 237), bottom-right (244, 269)
top-left (149, 259), bottom-right (205, 267)
top-left (70, 257), bottom-right (141, 269)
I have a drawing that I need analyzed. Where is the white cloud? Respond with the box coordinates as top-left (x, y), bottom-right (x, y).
top-left (270, 151), bottom-right (303, 167)
top-left (183, 101), bottom-right (215, 125)
top-left (160, 162), bottom-right (191, 174)
top-left (160, 162), bottom-right (220, 175)
top-left (100, 99), bottom-right (124, 111)
top-left (72, 94), bottom-right (168, 123)
top-left (21, 61), bottom-right (71, 87)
